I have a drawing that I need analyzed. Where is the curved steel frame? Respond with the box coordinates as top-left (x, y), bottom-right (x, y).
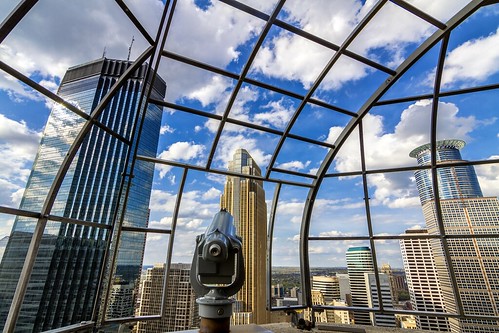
top-left (0, 0), bottom-right (498, 331)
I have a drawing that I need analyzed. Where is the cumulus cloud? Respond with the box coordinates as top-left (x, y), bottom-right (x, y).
top-left (327, 100), bottom-right (479, 208)
top-left (0, 114), bottom-right (42, 205)
top-left (476, 156), bottom-right (499, 197)
top-left (440, 27), bottom-right (499, 87)
top-left (253, 98), bottom-right (294, 129)
top-left (276, 160), bottom-right (311, 171)
top-left (156, 141), bottom-right (205, 178)
top-left (215, 134), bottom-right (272, 169)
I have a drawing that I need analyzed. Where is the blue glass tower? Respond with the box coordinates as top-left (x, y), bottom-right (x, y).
top-left (409, 139), bottom-right (482, 204)
top-left (0, 59), bottom-right (165, 332)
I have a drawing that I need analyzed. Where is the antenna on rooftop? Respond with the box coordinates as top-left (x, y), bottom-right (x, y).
top-left (102, 46), bottom-right (107, 59)
top-left (127, 36), bottom-right (134, 61)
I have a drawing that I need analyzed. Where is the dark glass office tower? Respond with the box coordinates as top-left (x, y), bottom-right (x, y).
top-left (0, 58), bottom-right (165, 332)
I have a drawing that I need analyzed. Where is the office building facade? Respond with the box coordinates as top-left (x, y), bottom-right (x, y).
top-left (220, 148), bottom-right (268, 324)
top-left (365, 273), bottom-right (396, 327)
top-left (312, 275), bottom-right (341, 304)
top-left (410, 140), bottom-right (499, 332)
top-left (0, 58), bottom-right (165, 332)
top-left (346, 246), bottom-right (374, 325)
top-left (134, 263), bottom-right (199, 332)
top-left (400, 229), bottom-right (450, 331)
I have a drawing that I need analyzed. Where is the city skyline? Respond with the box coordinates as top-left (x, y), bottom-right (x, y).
top-left (0, 1), bottom-right (498, 270)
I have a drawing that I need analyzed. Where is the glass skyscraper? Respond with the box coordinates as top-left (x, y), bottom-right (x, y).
top-left (409, 139), bottom-right (482, 204)
top-left (410, 140), bottom-right (499, 332)
top-left (0, 58), bottom-right (165, 332)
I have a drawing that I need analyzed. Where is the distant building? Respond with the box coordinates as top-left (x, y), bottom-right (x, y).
top-left (312, 275), bottom-right (340, 303)
top-left (411, 140), bottom-right (499, 332)
top-left (346, 246), bottom-right (374, 325)
top-left (400, 229), bottom-right (450, 331)
top-left (365, 273), bottom-right (396, 327)
top-left (134, 263), bottom-right (198, 332)
top-left (107, 277), bottom-right (136, 319)
top-left (336, 273), bottom-right (351, 304)
top-left (220, 149), bottom-right (268, 324)
top-left (380, 264), bottom-right (397, 304)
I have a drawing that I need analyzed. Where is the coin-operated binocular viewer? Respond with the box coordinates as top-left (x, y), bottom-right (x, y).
top-left (190, 209), bottom-right (244, 333)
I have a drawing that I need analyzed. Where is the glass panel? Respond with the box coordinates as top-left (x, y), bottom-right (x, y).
top-left (474, 164), bottom-right (499, 198)
top-left (438, 91), bottom-right (498, 161)
top-left (271, 185), bottom-right (307, 307)
top-left (349, 1), bottom-right (437, 69)
top-left (249, 25), bottom-right (334, 95)
top-left (311, 176), bottom-right (369, 237)
top-left (326, 126), bottom-right (362, 175)
top-left (441, 5), bottom-right (499, 90)
top-left (212, 125), bottom-right (279, 173)
top-left (313, 57), bottom-right (390, 112)
top-left (279, 0), bottom-right (371, 46)
top-left (230, 83), bottom-right (300, 132)
top-left (364, 102), bottom-right (432, 170)
top-left (165, 0), bottom-right (265, 69)
top-left (292, 104), bottom-right (353, 142)
top-left (0, 220), bottom-right (109, 331)
top-left (367, 171), bottom-right (426, 236)
top-left (1, 0), bottom-right (151, 80)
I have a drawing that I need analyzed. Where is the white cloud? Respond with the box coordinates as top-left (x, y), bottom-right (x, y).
top-left (160, 124), bottom-right (175, 134)
top-left (187, 76), bottom-right (232, 107)
top-left (441, 27), bottom-right (499, 87)
top-left (276, 160), bottom-right (311, 171)
top-left (0, 0), bottom-right (163, 101)
top-left (327, 100), bottom-right (478, 208)
top-left (156, 141), bottom-right (205, 178)
top-left (202, 187), bottom-right (222, 201)
top-left (476, 156), bottom-right (499, 197)
top-left (0, 114), bottom-right (42, 206)
top-left (215, 134), bottom-right (271, 169)
top-left (253, 99), bottom-right (294, 129)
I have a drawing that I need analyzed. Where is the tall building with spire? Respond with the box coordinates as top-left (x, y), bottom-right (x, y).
top-left (346, 246), bottom-right (374, 326)
top-left (410, 139), bottom-right (499, 332)
top-left (0, 58), bottom-right (165, 332)
top-left (220, 148), bottom-right (268, 325)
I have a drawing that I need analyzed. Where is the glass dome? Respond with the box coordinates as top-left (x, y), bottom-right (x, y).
top-left (0, 0), bottom-right (498, 332)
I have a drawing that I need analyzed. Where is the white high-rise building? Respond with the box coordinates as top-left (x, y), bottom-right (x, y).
top-left (400, 229), bottom-right (450, 331)
top-left (346, 246), bottom-right (374, 325)
top-left (312, 275), bottom-right (340, 303)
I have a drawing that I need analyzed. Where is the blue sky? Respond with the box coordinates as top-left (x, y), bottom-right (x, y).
top-left (0, 0), bottom-right (498, 269)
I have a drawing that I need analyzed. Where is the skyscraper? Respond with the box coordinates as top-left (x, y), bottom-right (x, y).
top-left (400, 229), bottom-right (450, 331)
top-left (0, 58), bottom-right (165, 332)
top-left (410, 139), bottom-right (499, 332)
top-left (346, 246), bottom-right (374, 326)
top-left (134, 263), bottom-right (199, 332)
top-left (365, 273), bottom-right (396, 327)
top-left (312, 275), bottom-right (341, 303)
top-left (220, 148), bottom-right (268, 325)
